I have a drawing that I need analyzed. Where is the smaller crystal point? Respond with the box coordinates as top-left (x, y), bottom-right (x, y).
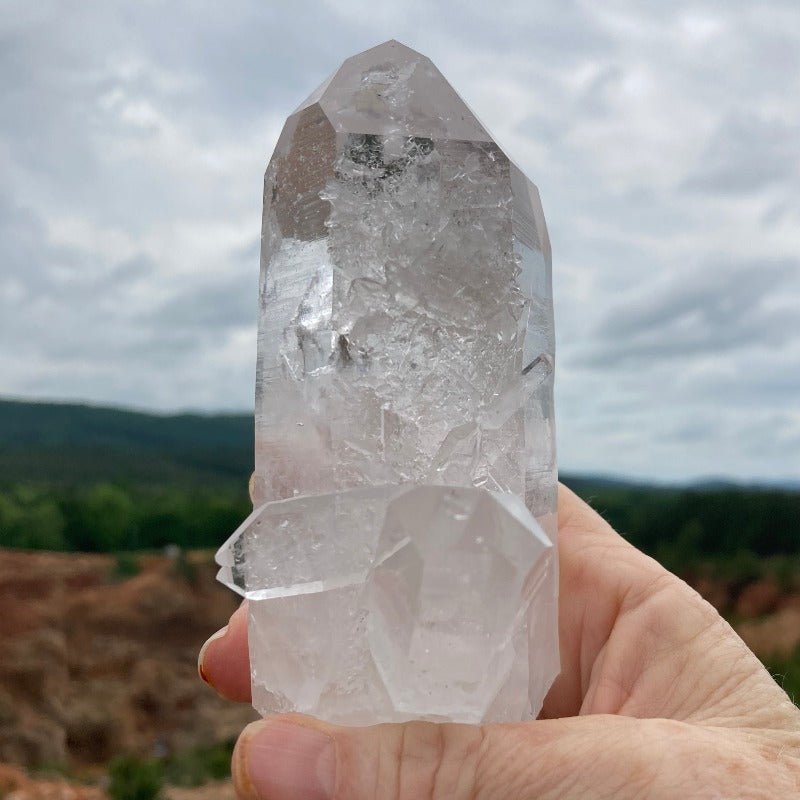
top-left (215, 487), bottom-right (393, 600)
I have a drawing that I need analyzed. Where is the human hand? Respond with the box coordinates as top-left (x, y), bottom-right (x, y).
top-left (199, 484), bottom-right (800, 798)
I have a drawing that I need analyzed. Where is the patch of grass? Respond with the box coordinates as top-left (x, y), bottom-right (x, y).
top-left (103, 741), bottom-right (234, 798)
top-left (162, 739), bottom-right (235, 787)
top-left (705, 550), bottom-right (764, 587)
top-left (113, 552), bottom-right (142, 579)
top-left (108, 755), bottom-right (163, 800)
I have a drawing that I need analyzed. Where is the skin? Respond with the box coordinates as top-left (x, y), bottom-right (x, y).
top-left (199, 484), bottom-right (800, 799)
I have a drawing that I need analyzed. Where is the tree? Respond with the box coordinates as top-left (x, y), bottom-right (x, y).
top-left (76, 484), bottom-right (136, 551)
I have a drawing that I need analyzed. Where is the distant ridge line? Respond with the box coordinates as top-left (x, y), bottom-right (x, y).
top-left (0, 397), bottom-right (798, 491)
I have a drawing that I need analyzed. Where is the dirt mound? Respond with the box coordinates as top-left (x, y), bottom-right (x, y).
top-left (684, 572), bottom-right (800, 660)
top-left (0, 549), bottom-right (256, 769)
top-left (0, 763), bottom-right (105, 800)
top-left (0, 548), bottom-right (795, 782)
top-left (0, 762), bottom-right (235, 799)
top-left (735, 579), bottom-right (782, 618)
top-left (738, 606), bottom-right (800, 660)
top-left (166, 781), bottom-right (236, 799)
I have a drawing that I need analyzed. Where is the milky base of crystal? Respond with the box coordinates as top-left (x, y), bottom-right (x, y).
top-left (216, 484), bottom-right (557, 724)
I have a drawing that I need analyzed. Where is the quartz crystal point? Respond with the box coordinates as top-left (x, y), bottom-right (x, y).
top-left (217, 40), bottom-right (558, 725)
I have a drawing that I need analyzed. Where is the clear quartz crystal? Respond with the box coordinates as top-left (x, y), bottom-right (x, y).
top-left (217, 40), bottom-right (558, 724)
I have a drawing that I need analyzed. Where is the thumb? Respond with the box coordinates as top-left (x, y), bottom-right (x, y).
top-left (229, 713), bottom-right (740, 800)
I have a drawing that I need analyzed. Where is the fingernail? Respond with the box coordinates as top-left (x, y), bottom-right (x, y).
top-left (197, 625), bottom-right (227, 684)
top-left (237, 719), bottom-right (336, 800)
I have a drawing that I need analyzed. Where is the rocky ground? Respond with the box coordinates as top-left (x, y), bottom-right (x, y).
top-left (0, 762), bottom-right (237, 799)
top-left (0, 548), bottom-right (255, 797)
top-left (0, 549), bottom-right (797, 798)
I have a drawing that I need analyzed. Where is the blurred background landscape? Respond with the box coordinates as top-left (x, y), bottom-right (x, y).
top-left (0, 398), bottom-right (797, 799)
top-left (2, 1), bottom-right (799, 798)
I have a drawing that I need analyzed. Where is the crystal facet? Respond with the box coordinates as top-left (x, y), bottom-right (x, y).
top-left (217, 40), bottom-right (558, 724)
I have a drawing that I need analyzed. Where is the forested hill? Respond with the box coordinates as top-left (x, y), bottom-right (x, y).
top-left (0, 398), bottom-right (253, 485)
top-left (0, 397), bottom-right (798, 560)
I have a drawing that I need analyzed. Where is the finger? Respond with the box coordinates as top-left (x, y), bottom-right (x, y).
top-left (198, 601), bottom-right (252, 702)
top-left (230, 713), bottom-right (756, 800)
top-left (557, 481), bottom-right (626, 541)
top-left (548, 486), bottom-right (787, 726)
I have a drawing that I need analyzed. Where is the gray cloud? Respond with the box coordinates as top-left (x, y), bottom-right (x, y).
top-left (148, 271), bottom-right (257, 331)
top-left (582, 259), bottom-right (799, 365)
top-left (682, 113), bottom-right (800, 195)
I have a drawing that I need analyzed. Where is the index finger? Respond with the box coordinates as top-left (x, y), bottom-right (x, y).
top-left (199, 600), bottom-right (251, 702)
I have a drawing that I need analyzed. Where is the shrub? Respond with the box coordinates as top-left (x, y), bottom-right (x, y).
top-left (162, 740), bottom-right (235, 787)
top-left (107, 755), bottom-right (163, 800)
top-left (113, 552), bottom-right (142, 579)
top-left (0, 489), bottom-right (66, 550)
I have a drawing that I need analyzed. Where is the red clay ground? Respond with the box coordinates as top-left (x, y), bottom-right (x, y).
top-left (0, 548), bottom-right (797, 797)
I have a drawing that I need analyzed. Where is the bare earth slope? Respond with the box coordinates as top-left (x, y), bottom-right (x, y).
top-left (0, 549), bottom-right (256, 769)
top-left (0, 549), bottom-right (796, 798)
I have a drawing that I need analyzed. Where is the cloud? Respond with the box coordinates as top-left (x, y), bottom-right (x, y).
top-left (682, 113), bottom-right (800, 195)
top-left (147, 265), bottom-right (257, 332)
top-left (1, 0), bottom-right (799, 481)
top-left (582, 258), bottom-right (799, 366)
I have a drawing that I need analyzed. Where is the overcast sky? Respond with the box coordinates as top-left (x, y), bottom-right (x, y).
top-left (2, 1), bottom-right (799, 483)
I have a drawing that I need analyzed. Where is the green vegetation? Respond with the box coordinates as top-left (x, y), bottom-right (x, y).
top-left (0, 399), bottom-right (254, 551)
top-left (0, 398), bottom-right (252, 486)
top-left (21, 741), bottom-right (237, 796)
top-left (575, 480), bottom-right (799, 565)
top-left (108, 755), bottom-right (163, 800)
top-left (0, 482), bottom-right (250, 552)
top-left (113, 551), bottom-right (142, 579)
top-left (162, 739), bottom-right (236, 787)
top-left (104, 740), bottom-right (236, 798)
top-left (3, 477), bottom-right (797, 569)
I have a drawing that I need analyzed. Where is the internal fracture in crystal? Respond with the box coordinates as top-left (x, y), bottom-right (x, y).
top-left (217, 40), bottom-right (558, 725)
